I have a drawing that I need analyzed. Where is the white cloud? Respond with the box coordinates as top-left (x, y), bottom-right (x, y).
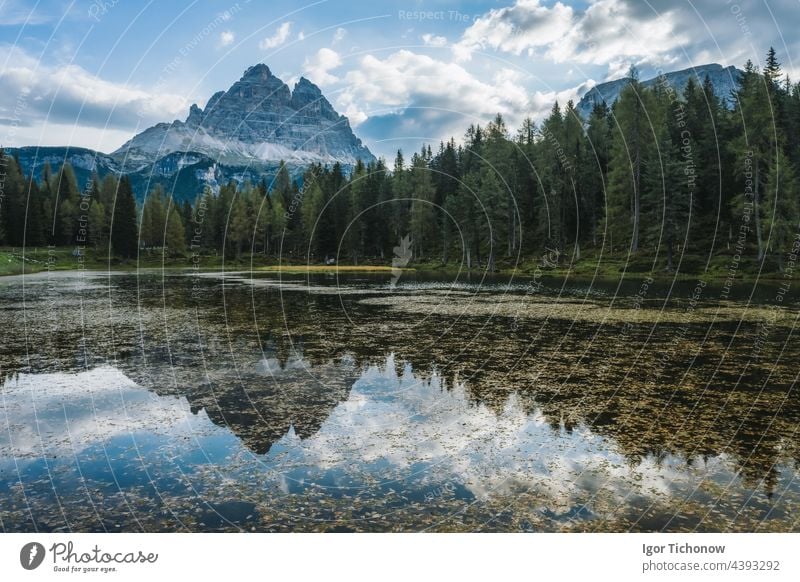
top-left (454, 0), bottom-right (688, 76)
top-left (0, 367), bottom-right (188, 457)
top-left (340, 50), bottom-right (530, 123)
top-left (257, 356), bottom-right (706, 507)
top-left (303, 48), bottom-right (342, 86)
top-left (218, 30), bottom-right (235, 47)
top-left (421, 34), bottom-right (447, 48)
top-left (454, 0), bottom-right (574, 60)
top-left (259, 21), bottom-right (292, 50)
top-left (332, 27), bottom-right (347, 45)
top-left (0, 45), bottom-right (188, 151)
top-left (342, 103), bottom-right (367, 127)
top-left (1, 358), bottom-right (723, 512)
top-left (338, 49), bottom-right (595, 159)
top-left (2, 121), bottom-right (138, 155)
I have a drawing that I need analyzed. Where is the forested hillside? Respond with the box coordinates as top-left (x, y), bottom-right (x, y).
top-left (2, 49), bottom-right (799, 274)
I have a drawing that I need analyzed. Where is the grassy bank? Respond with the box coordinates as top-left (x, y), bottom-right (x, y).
top-left (412, 250), bottom-right (799, 281)
top-left (0, 247), bottom-right (416, 277)
top-left (1, 246), bottom-right (796, 281)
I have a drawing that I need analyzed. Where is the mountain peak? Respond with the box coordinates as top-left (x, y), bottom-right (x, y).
top-left (289, 76), bottom-right (338, 120)
top-left (576, 62), bottom-right (742, 119)
top-left (242, 63), bottom-right (273, 80)
top-left (295, 76), bottom-right (321, 92)
top-left (112, 64), bottom-right (375, 167)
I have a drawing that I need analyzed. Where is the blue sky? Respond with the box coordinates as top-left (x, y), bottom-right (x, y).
top-left (1, 0), bottom-right (797, 160)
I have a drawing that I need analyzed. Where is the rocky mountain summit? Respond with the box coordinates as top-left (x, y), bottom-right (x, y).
top-left (10, 63), bottom-right (743, 203)
top-left (576, 63), bottom-right (741, 119)
top-left (114, 64), bottom-right (374, 168)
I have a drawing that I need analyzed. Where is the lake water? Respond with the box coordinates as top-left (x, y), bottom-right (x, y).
top-left (1, 268), bottom-right (798, 532)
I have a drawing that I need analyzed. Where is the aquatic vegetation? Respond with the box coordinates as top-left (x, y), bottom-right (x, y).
top-left (0, 271), bottom-right (798, 532)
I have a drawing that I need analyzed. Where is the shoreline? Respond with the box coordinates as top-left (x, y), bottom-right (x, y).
top-left (2, 246), bottom-right (796, 282)
top-left (1, 263), bottom-right (795, 284)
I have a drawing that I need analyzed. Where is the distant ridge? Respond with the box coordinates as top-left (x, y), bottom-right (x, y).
top-left (8, 64), bottom-right (375, 202)
top-left (576, 63), bottom-right (742, 119)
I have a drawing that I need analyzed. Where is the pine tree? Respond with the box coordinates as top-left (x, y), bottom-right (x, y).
top-left (165, 202), bottom-right (187, 256)
top-left (181, 200), bottom-right (194, 249)
top-left (110, 175), bottom-right (139, 258)
top-left (24, 177), bottom-right (46, 247)
top-left (87, 200), bottom-right (106, 248)
top-left (562, 100), bottom-right (585, 258)
top-left (228, 195), bottom-right (250, 257)
top-left (642, 81), bottom-right (690, 270)
top-left (299, 180), bottom-right (321, 259)
top-left (345, 159), bottom-right (368, 264)
top-left (0, 152), bottom-right (25, 246)
top-left (269, 190), bottom-right (288, 257)
top-left (141, 186), bottom-right (167, 248)
top-left (194, 186), bottom-right (216, 253)
top-left (582, 101), bottom-right (612, 248)
top-left (478, 166), bottom-right (507, 271)
top-left (606, 70), bottom-right (650, 253)
top-left (450, 172), bottom-right (480, 269)
top-left (537, 101), bottom-right (568, 253)
top-left (731, 56), bottom-right (782, 260)
top-left (55, 163), bottom-right (80, 245)
top-left (408, 153), bottom-right (437, 260)
top-left (390, 150), bottom-right (410, 246)
top-left (761, 148), bottom-right (799, 270)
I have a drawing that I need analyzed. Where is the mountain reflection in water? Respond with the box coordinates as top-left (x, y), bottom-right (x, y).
top-left (0, 355), bottom-right (796, 532)
top-left (0, 270), bottom-right (798, 531)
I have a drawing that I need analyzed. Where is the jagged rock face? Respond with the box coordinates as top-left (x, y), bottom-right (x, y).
top-left (576, 63), bottom-right (742, 119)
top-left (113, 64), bottom-right (375, 167)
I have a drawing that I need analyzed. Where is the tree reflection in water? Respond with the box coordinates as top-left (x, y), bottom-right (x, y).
top-left (0, 270), bottom-right (797, 531)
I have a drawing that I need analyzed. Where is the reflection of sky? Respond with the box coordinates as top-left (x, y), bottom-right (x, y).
top-left (0, 359), bottom-right (789, 527)
top-left (264, 355), bottom-right (730, 510)
top-left (1, 367), bottom-right (196, 458)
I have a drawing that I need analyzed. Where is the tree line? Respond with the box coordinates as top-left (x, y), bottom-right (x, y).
top-left (0, 160), bottom-right (140, 258)
top-left (2, 48), bottom-right (799, 271)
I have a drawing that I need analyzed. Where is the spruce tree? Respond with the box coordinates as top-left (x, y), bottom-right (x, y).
top-left (761, 148), bottom-right (799, 270)
top-left (110, 175), bottom-right (139, 258)
top-left (606, 69), bottom-right (650, 253)
top-left (408, 153), bottom-right (437, 260)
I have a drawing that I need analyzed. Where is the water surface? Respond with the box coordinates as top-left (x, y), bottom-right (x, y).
top-left (1, 269), bottom-right (798, 531)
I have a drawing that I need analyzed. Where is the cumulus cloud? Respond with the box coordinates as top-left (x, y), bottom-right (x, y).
top-left (454, 0), bottom-right (688, 76)
top-left (0, 45), bottom-right (188, 150)
top-left (218, 30), bottom-right (235, 47)
top-left (422, 34), bottom-right (447, 48)
top-left (336, 50), bottom-right (533, 158)
top-left (339, 48), bottom-right (595, 159)
top-left (341, 50), bottom-right (529, 118)
top-left (259, 21), bottom-right (292, 50)
top-left (454, 0), bottom-right (575, 60)
top-left (455, 0), bottom-right (800, 80)
top-left (303, 48), bottom-right (342, 86)
top-left (342, 104), bottom-right (367, 127)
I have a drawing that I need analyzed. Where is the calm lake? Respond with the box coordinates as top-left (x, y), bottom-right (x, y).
top-left (1, 268), bottom-right (798, 532)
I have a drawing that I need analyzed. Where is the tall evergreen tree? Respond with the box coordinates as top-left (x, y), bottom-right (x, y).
top-left (409, 153), bottom-right (437, 260)
top-left (110, 176), bottom-right (139, 258)
top-left (606, 66), bottom-right (649, 253)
